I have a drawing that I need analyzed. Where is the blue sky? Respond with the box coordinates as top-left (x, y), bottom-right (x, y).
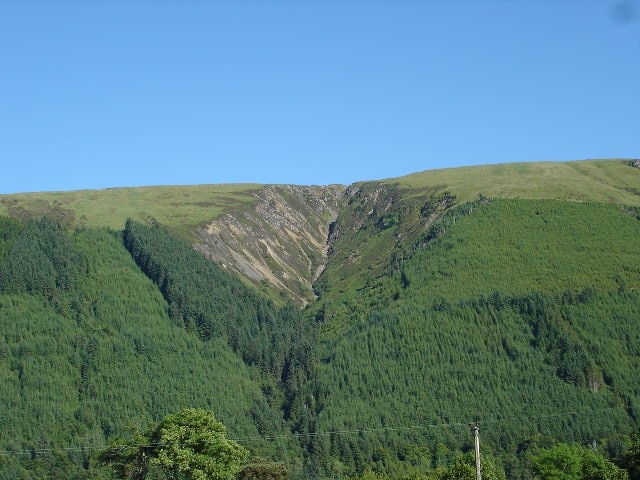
top-left (1, 1), bottom-right (638, 194)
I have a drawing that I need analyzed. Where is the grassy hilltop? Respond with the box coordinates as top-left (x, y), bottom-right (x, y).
top-left (2, 159), bottom-right (638, 231)
top-left (0, 183), bottom-right (263, 239)
top-left (392, 159), bottom-right (640, 204)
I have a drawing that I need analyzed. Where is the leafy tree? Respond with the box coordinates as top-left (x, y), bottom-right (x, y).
top-left (348, 470), bottom-right (391, 480)
top-left (531, 443), bottom-right (627, 480)
top-left (426, 453), bottom-right (505, 480)
top-left (236, 458), bottom-right (288, 480)
top-left (620, 429), bottom-right (640, 480)
top-left (99, 408), bottom-right (248, 480)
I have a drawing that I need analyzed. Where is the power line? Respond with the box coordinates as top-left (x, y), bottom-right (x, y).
top-left (0, 406), bottom-right (628, 458)
top-left (0, 421), bottom-right (470, 457)
top-left (480, 406), bottom-right (625, 429)
top-left (236, 420), bottom-right (470, 441)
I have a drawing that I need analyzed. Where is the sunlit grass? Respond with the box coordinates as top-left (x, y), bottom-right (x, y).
top-left (391, 159), bottom-right (640, 205)
top-left (0, 184), bottom-right (262, 238)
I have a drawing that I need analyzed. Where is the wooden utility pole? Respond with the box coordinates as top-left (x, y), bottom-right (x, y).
top-left (469, 422), bottom-right (481, 480)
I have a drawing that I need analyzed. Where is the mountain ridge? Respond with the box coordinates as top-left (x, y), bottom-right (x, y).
top-left (2, 159), bottom-right (639, 304)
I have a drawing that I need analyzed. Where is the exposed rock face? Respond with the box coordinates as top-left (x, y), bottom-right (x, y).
top-left (194, 184), bottom-right (346, 305)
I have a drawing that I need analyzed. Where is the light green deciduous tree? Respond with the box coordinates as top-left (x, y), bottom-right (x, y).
top-left (532, 443), bottom-right (628, 480)
top-left (99, 408), bottom-right (248, 480)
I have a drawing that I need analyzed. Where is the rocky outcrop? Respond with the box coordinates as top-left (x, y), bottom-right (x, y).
top-left (194, 184), bottom-right (346, 305)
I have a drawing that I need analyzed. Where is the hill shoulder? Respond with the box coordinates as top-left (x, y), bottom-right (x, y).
top-left (390, 159), bottom-right (640, 205)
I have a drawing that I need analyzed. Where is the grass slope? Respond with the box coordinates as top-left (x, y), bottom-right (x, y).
top-left (0, 184), bottom-right (263, 240)
top-left (2, 160), bottom-right (638, 234)
top-left (393, 159), bottom-right (640, 205)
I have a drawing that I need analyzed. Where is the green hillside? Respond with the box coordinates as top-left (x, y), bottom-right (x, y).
top-left (0, 159), bottom-right (639, 479)
top-left (309, 198), bottom-right (640, 476)
top-left (311, 159), bottom-right (640, 328)
top-left (397, 199), bottom-right (639, 302)
top-left (0, 219), bottom-right (300, 479)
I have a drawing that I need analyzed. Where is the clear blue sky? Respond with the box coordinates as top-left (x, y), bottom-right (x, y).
top-left (1, 1), bottom-right (638, 194)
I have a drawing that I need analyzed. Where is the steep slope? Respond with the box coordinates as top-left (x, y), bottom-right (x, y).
top-left (307, 194), bottom-right (640, 477)
top-left (0, 221), bottom-right (294, 479)
top-left (194, 184), bottom-right (346, 304)
top-left (0, 183), bottom-right (347, 305)
top-left (311, 159), bottom-right (640, 323)
top-left (1, 159), bottom-right (637, 306)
